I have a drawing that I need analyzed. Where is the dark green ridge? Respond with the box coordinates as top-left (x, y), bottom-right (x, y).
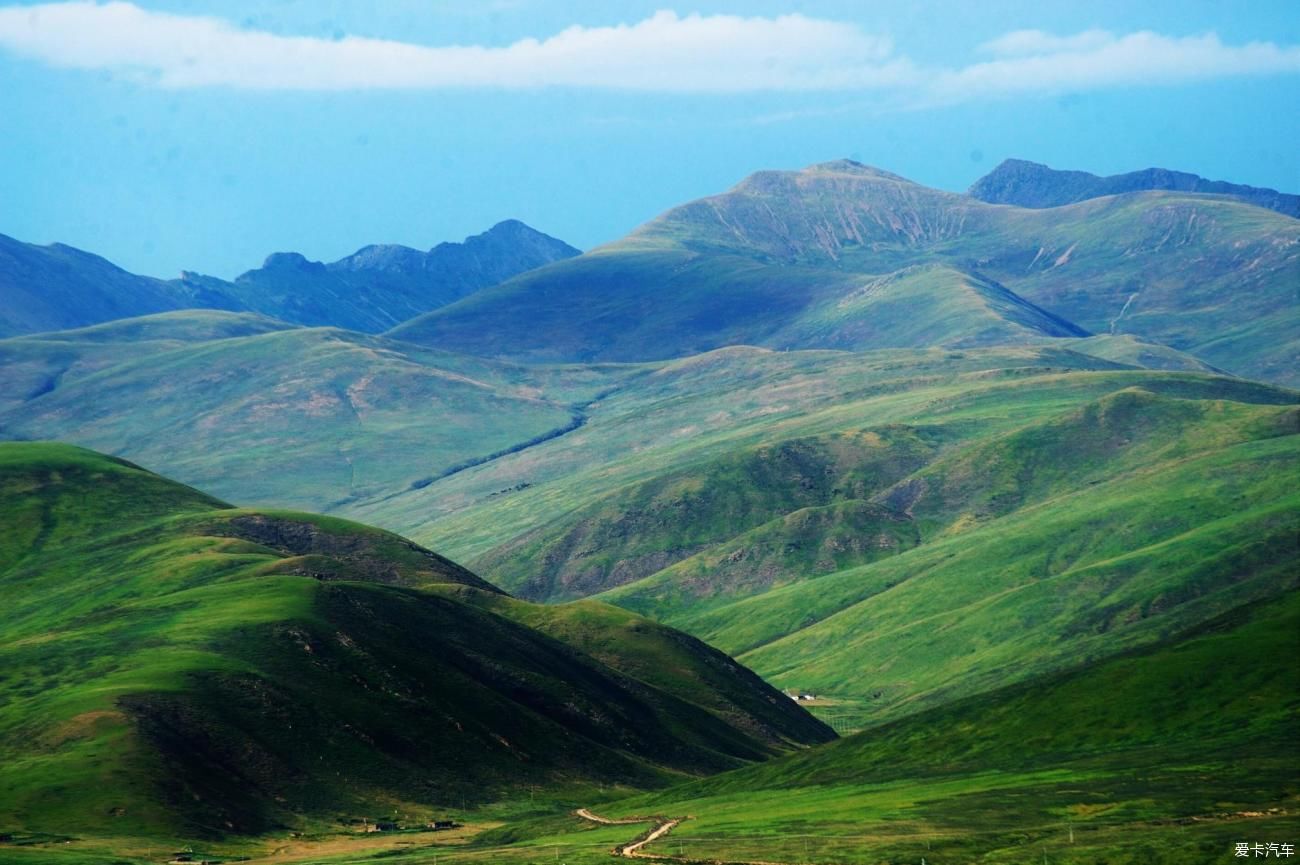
top-left (0, 443), bottom-right (830, 841)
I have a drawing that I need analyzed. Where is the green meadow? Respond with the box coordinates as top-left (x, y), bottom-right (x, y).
top-left (1, 161), bottom-right (1297, 865)
top-left (0, 443), bottom-right (830, 848)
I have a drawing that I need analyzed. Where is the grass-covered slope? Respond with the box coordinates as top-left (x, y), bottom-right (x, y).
top-left (448, 370), bottom-right (1297, 735)
top-left (0, 313), bottom-right (636, 511)
top-left (726, 425), bottom-right (1298, 720)
top-left (373, 344), bottom-right (1148, 561)
top-left (475, 425), bottom-right (944, 600)
top-left (576, 591), bottom-right (1300, 864)
top-left (0, 310), bottom-right (297, 413)
top-left (390, 160), bottom-right (1299, 385)
top-left (2, 317), bottom-right (1148, 533)
top-left (1062, 333), bottom-right (1226, 374)
top-left (390, 251), bottom-right (1082, 364)
top-left (434, 587), bottom-right (833, 752)
top-left (615, 391), bottom-right (1297, 719)
top-left (0, 443), bottom-right (830, 841)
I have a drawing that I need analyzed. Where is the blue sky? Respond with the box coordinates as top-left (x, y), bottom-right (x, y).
top-left (2, 0), bottom-right (1298, 278)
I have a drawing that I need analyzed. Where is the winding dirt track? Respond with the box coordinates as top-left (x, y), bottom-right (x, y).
top-left (575, 808), bottom-right (685, 859)
top-left (576, 808), bottom-right (794, 864)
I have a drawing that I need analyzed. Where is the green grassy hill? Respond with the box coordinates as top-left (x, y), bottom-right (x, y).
top-left (1, 314), bottom-right (1173, 527)
top-left (0, 312), bottom-right (635, 511)
top-left (420, 591), bottom-right (1297, 864)
top-left (367, 344), bottom-right (1154, 558)
top-left (474, 424), bottom-right (943, 601)
top-left (459, 367), bottom-right (1293, 597)
top-left (1060, 333), bottom-right (1226, 374)
top-left (570, 591), bottom-right (1300, 864)
top-left (441, 369), bottom-right (1298, 735)
top-left (390, 251), bottom-right (1085, 364)
top-left (4, 320), bottom-right (1296, 823)
top-left (0, 443), bottom-right (831, 843)
top-left (390, 160), bottom-right (1299, 386)
top-left (0, 310), bottom-right (297, 413)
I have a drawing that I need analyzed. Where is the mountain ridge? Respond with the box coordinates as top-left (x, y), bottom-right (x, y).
top-left (390, 159), bottom-right (1299, 386)
top-left (0, 442), bottom-right (832, 839)
top-left (0, 220), bottom-right (579, 337)
top-left (969, 157), bottom-right (1300, 217)
top-left (208, 219), bottom-right (580, 332)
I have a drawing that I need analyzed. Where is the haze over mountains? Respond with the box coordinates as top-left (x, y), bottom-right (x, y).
top-left (0, 220), bottom-right (578, 337)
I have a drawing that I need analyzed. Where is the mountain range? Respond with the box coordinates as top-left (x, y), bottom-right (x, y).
top-left (390, 160), bottom-right (1299, 386)
top-left (0, 220), bottom-right (578, 337)
top-left (970, 157), bottom-right (1300, 217)
top-left (0, 156), bottom-right (1296, 863)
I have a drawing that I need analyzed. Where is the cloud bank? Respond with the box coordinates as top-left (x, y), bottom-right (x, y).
top-left (0, 1), bottom-right (1298, 100)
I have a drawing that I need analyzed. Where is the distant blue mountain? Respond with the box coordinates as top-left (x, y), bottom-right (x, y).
top-left (0, 220), bottom-right (579, 337)
top-left (969, 158), bottom-right (1299, 218)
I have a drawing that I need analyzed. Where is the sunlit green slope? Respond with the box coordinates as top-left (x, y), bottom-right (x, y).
top-left (447, 370), bottom-right (1297, 732)
top-left (574, 591), bottom-right (1300, 865)
top-left (0, 312), bottom-right (634, 511)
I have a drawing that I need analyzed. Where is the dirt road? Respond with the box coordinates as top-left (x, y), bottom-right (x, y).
top-left (575, 808), bottom-right (684, 858)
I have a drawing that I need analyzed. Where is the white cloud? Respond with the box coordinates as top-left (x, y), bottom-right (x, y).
top-left (0, 2), bottom-right (1297, 101)
top-left (978, 29), bottom-right (1115, 58)
top-left (0, 2), bottom-right (914, 91)
top-left (932, 30), bottom-right (1300, 104)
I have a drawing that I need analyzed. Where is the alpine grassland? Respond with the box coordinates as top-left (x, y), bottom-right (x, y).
top-left (1, 156), bottom-right (1297, 865)
top-left (430, 360), bottom-right (1299, 735)
top-left (0, 312), bottom-right (636, 510)
top-left (378, 592), bottom-right (1295, 865)
top-left (0, 443), bottom-right (830, 852)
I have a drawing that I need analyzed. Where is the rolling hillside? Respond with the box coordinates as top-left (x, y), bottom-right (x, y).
top-left (435, 363), bottom-right (1298, 734)
top-left (390, 160), bottom-right (1300, 385)
top-left (0, 443), bottom-right (831, 842)
top-left (1, 314), bottom-right (1173, 519)
top-left (554, 591), bottom-right (1299, 864)
top-left (0, 311), bottom-right (633, 510)
top-left (7, 319), bottom-right (1292, 731)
